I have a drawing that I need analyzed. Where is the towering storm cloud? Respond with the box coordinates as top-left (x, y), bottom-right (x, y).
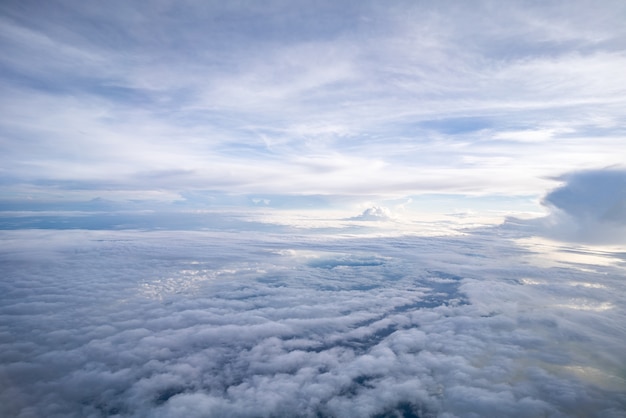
top-left (509, 169), bottom-right (626, 244)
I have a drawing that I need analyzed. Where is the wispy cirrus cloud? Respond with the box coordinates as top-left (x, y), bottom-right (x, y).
top-left (1, 0), bottom-right (626, 209)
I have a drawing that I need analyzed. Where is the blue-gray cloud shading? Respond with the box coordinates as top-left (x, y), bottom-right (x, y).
top-left (419, 117), bottom-right (492, 135)
top-left (1, 228), bottom-right (624, 417)
top-left (505, 168), bottom-right (626, 244)
top-left (543, 169), bottom-right (626, 225)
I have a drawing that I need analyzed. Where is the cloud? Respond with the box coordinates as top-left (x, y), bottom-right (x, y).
top-left (543, 169), bottom-right (626, 224)
top-left (2, 1), bottom-right (626, 206)
top-left (1, 227), bottom-right (625, 417)
top-left (507, 168), bottom-right (626, 244)
top-left (350, 206), bottom-right (395, 221)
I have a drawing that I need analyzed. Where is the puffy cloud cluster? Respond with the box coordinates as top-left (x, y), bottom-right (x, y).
top-left (1, 228), bottom-right (624, 417)
top-left (508, 168), bottom-right (626, 244)
top-left (350, 206), bottom-right (395, 221)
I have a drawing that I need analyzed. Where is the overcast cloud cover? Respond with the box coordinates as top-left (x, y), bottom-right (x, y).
top-left (1, 1), bottom-right (626, 417)
top-left (1, 0), bottom-right (626, 209)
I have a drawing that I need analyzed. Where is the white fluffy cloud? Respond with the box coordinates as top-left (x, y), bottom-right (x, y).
top-left (1, 226), bottom-right (624, 417)
top-left (350, 206), bottom-right (395, 221)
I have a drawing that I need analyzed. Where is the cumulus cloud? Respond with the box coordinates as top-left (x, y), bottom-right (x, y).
top-left (350, 206), bottom-right (395, 221)
top-left (508, 168), bottom-right (626, 244)
top-left (543, 169), bottom-right (626, 224)
top-left (1, 227), bottom-right (624, 417)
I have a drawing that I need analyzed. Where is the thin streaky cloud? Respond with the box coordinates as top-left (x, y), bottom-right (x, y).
top-left (1, 0), bottom-right (625, 210)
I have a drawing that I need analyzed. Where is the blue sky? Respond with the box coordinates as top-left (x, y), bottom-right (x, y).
top-left (1, 0), bottom-right (626, 214)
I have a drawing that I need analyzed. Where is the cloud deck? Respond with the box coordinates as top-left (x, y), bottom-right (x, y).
top-left (1, 228), bottom-right (624, 417)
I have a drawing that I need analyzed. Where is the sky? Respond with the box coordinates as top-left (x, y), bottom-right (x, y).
top-left (1, 0), bottom-right (625, 217)
top-left (1, 2), bottom-right (626, 418)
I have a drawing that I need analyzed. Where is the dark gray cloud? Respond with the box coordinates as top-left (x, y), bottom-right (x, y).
top-left (506, 168), bottom-right (626, 244)
top-left (1, 228), bottom-right (624, 417)
top-left (543, 169), bottom-right (626, 225)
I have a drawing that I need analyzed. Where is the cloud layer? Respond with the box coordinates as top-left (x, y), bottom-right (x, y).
top-left (1, 0), bottom-right (626, 206)
top-left (1, 227), bottom-right (624, 417)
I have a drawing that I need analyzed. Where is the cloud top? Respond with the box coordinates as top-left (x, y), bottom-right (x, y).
top-left (350, 206), bottom-right (395, 221)
top-left (543, 169), bottom-right (626, 225)
top-left (506, 168), bottom-right (626, 244)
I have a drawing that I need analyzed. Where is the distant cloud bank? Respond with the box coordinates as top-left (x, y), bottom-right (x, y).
top-left (507, 168), bottom-right (626, 244)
